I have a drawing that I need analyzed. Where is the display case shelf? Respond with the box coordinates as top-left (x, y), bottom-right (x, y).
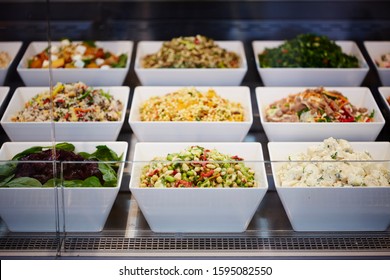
top-left (0, 0), bottom-right (389, 258)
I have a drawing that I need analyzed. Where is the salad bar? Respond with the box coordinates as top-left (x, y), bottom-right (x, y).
top-left (0, 0), bottom-right (390, 259)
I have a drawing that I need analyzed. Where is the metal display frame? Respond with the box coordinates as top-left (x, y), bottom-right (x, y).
top-left (0, 1), bottom-right (389, 258)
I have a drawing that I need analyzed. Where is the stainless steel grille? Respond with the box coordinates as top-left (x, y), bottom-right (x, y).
top-left (0, 237), bottom-right (59, 251)
top-left (61, 236), bottom-right (390, 252)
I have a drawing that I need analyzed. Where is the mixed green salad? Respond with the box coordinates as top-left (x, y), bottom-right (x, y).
top-left (0, 143), bottom-right (123, 188)
top-left (140, 146), bottom-right (256, 188)
top-left (258, 33), bottom-right (359, 68)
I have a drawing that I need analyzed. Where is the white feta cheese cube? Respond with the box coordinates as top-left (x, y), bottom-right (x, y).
top-left (42, 60), bottom-right (49, 68)
top-left (95, 58), bottom-right (105, 65)
top-left (75, 45), bottom-right (87, 55)
top-left (100, 65), bottom-right (111, 69)
top-left (71, 54), bottom-right (82, 61)
top-left (74, 59), bottom-right (85, 68)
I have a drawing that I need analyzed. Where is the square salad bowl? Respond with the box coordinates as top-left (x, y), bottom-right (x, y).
top-left (363, 41), bottom-right (390, 86)
top-left (0, 141), bottom-right (128, 232)
top-left (0, 41), bottom-right (23, 85)
top-left (134, 41), bottom-right (247, 86)
top-left (129, 86), bottom-right (252, 142)
top-left (17, 41), bottom-right (133, 86)
top-left (0, 87), bottom-right (10, 110)
top-left (268, 140), bottom-right (390, 231)
top-left (256, 87), bottom-right (385, 141)
top-left (129, 142), bottom-right (268, 233)
top-left (378, 87), bottom-right (390, 113)
top-left (252, 41), bottom-right (368, 86)
top-left (1, 85), bottom-right (129, 141)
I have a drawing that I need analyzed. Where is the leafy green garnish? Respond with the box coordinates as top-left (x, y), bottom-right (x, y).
top-left (297, 107), bottom-right (309, 118)
top-left (82, 40), bottom-right (96, 47)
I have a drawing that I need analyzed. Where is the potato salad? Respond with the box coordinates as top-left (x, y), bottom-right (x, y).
top-left (277, 138), bottom-right (389, 187)
top-left (11, 82), bottom-right (123, 122)
top-left (140, 87), bottom-right (245, 122)
top-left (140, 146), bottom-right (256, 188)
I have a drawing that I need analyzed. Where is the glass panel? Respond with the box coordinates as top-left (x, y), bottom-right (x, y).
top-left (0, 0), bottom-right (389, 258)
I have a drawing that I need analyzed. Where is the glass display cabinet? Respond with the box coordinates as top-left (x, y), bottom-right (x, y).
top-left (0, 0), bottom-right (389, 259)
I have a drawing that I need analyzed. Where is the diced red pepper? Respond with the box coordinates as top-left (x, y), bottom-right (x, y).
top-left (175, 180), bottom-right (193, 188)
top-left (231, 155), bottom-right (243, 161)
top-left (147, 169), bottom-right (159, 177)
top-left (340, 116), bottom-right (354, 122)
top-left (201, 170), bottom-right (214, 178)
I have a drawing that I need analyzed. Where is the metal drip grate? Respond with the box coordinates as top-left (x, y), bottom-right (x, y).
top-left (0, 237), bottom-right (59, 251)
top-left (62, 236), bottom-right (390, 252)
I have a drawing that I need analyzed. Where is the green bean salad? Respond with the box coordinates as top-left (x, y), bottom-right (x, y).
top-left (140, 146), bottom-right (256, 188)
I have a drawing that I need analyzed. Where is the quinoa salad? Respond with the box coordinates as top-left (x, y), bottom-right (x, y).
top-left (277, 137), bottom-right (390, 187)
top-left (140, 146), bottom-right (256, 188)
top-left (140, 87), bottom-right (245, 122)
top-left (11, 82), bottom-right (123, 122)
top-left (265, 87), bottom-right (375, 123)
top-left (141, 35), bottom-right (241, 68)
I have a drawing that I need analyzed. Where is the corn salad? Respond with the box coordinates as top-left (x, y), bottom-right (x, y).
top-left (140, 87), bottom-right (244, 122)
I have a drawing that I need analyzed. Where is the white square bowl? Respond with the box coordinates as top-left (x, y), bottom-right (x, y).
top-left (0, 41), bottom-right (23, 85)
top-left (378, 87), bottom-right (390, 113)
top-left (363, 41), bottom-right (390, 86)
top-left (129, 142), bottom-right (268, 233)
top-left (0, 141), bottom-right (128, 232)
top-left (0, 87), bottom-right (10, 109)
top-left (268, 141), bottom-right (390, 231)
top-left (17, 41), bottom-right (133, 86)
top-left (256, 87), bottom-right (385, 141)
top-left (134, 41), bottom-right (247, 86)
top-left (0, 86), bottom-right (130, 141)
top-left (129, 86), bottom-right (252, 142)
top-left (252, 41), bottom-right (369, 86)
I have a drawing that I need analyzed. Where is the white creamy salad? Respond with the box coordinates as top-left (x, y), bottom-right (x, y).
top-left (277, 138), bottom-right (390, 187)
